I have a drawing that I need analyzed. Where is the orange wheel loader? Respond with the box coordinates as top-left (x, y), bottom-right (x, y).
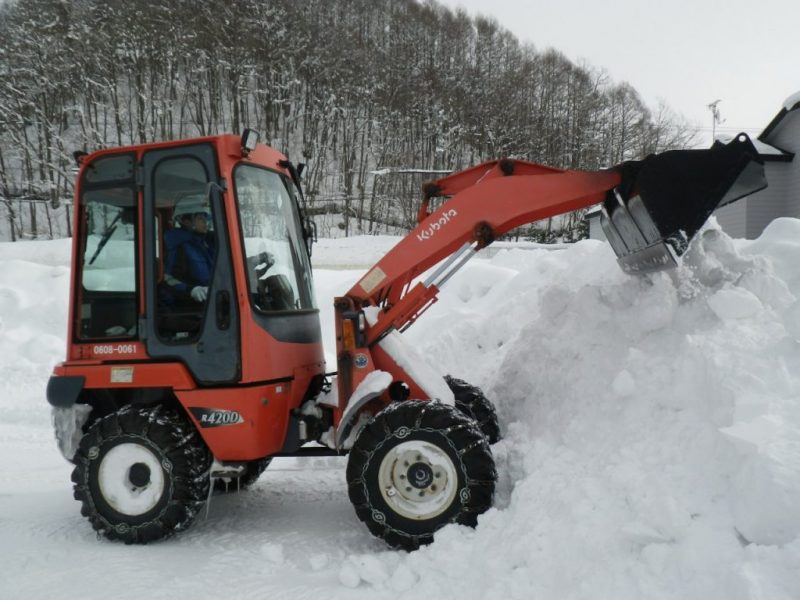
top-left (46, 130), bottom-right (765, 549)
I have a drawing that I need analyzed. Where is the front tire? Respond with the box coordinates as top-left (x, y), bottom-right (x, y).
top-left (71, 404), bottom-right (211, 544)
top-left (346, 401), bottom-right (496, 551)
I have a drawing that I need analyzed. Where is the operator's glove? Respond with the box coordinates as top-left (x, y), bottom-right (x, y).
top-left (255, 251), bottom-right (275, 274)
top-left (191, 286), bottom-right (208, 302)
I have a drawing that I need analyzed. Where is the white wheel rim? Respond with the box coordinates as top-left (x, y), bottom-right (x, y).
top-left (97, 443), bottom-right (166, 516)
top-left (378, 440), bottom-right (459, 520)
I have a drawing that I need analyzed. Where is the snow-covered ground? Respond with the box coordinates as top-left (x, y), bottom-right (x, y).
top-left (2, 221), bottom-right (799, 599)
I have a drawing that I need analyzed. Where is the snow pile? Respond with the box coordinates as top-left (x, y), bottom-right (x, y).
top-left (387, 219), bottom-right (800, 598)
top-left (0, 239), bottom-right (71, 427)
top-left (2, 222), bottom-right (799, 599)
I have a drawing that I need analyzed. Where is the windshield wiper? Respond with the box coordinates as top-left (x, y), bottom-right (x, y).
top-left (88, 211), bottom-right (123, 265)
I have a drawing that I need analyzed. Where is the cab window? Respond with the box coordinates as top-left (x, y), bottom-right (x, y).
top-left (76, 186), bottom-right (137, 339)
top-left (234, 165), bottom-right (316, 312)
top-left (152, 157), bottom-right (215, 341)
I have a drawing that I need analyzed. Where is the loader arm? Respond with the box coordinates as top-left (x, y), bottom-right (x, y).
top-left (344, 134), bottom-right (766, 345)
top-left (348, 163), bottom-right (620, 343)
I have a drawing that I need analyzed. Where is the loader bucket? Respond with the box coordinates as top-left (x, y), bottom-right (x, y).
top-left (601, 134), bottom-right (766, 274)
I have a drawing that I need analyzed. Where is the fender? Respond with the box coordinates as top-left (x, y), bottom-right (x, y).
top-left (46, 375), bottom-right (86, 408)
top-left (334, 370), bottom-right (392, 449)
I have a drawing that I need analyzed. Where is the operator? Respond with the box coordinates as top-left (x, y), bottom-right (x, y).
top-left (162, 195), bottom-right (215, 307)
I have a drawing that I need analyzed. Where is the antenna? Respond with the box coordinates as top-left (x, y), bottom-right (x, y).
top-left (706, 99), bottom-right (725, 141)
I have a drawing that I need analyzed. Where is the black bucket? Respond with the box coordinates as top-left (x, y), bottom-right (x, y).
top-left (601, 134), bottom-right (767, 274)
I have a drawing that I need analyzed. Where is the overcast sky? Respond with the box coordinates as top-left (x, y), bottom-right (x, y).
top-left (440, 0), bottom-right (799, 147)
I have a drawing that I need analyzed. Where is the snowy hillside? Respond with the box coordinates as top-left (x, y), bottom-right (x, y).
top-left (1, 221), bottom-right (799, 599)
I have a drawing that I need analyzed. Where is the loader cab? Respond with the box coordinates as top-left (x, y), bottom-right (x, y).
top-left (72, 135), bottom-right (319, 386)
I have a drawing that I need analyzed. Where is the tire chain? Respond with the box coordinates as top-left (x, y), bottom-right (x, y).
top-left (72, 404), bottom-right (211, 544)
top-left (347, 400), bottom-right (496, 550)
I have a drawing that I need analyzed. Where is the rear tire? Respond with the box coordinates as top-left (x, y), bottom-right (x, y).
top-left (445, 375), bottom-right (501, 444)
top-left (71, 404), bottom-right (211, 544)
top-left (346, 401), bottom-right (496, 551)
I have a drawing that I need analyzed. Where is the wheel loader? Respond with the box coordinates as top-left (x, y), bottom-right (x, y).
top-left (46, 129), bottom-right (765, 549)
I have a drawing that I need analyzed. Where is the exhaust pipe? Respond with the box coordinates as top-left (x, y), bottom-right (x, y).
top-left (601, 134), bottom-right (767, 274)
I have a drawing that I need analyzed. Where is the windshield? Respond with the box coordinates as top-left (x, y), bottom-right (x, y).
top-left (234, 165), bottom-right (315, 312)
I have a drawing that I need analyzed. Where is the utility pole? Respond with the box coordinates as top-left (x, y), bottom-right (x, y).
top-left (707, 99), bottom-right (724, 141)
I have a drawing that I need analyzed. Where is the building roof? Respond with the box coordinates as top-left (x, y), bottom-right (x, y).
top-left (758, 90), bottom-right (800, 147)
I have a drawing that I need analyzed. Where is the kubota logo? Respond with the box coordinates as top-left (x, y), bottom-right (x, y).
top-left (417, 209), bottom-right (458, 241)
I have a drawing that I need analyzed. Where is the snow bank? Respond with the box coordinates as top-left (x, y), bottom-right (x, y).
top-left (395, 221), bottom-right (800, 598)
top-left (0, 241), bottom-right (70, 427)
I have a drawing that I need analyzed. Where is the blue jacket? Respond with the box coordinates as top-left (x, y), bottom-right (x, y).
top-left (162, 229), bottom-right (215, 305)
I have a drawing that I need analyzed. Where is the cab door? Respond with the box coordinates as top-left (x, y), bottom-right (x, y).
top-left (141, 143), bottom-right (240, 384)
